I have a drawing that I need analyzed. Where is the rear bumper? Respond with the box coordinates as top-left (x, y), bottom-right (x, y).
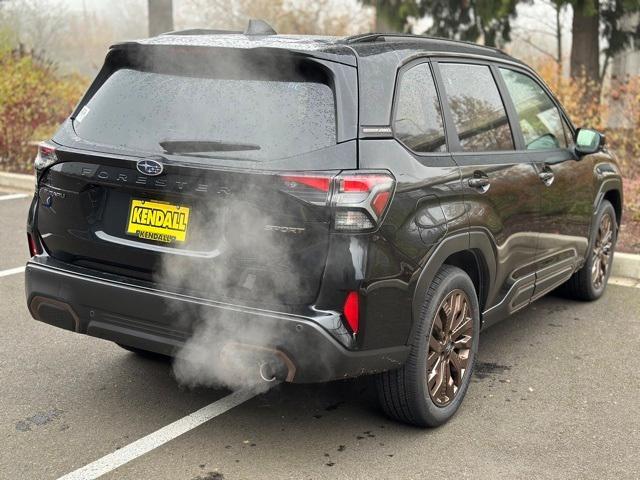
top-left (24, 258), bottom-right (409, 383)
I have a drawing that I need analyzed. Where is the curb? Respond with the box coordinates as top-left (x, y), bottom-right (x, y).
top-left (0, 171), bottom-right (35, 192)
top-left (612, 252), bottom-right (640, 280)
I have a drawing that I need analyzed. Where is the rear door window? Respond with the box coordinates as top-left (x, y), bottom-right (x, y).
top-left (73, 61), bottom-right (336, 162)
top-left (393, 63), bottom-right (447, 153)
top-left (499, 68), bottom-right (568, 150)
top-left (439, 63), bottom-right (514, 152)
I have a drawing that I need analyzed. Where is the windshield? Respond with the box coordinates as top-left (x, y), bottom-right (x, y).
top-left (73, 65), bottom-right (336, 162)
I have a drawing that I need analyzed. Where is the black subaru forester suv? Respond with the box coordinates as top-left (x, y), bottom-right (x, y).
top-left (25, 23), bottom-right (623, 427)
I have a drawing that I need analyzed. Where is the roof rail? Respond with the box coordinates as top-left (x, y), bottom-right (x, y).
top-left (343, 33), bottom-right (391, 44)
top-left (161, 28), bottom-right (241, 36)
top-left (343, 32), bottom-right (507, 56)
top-left (244, 19), bottom-right (277, 36)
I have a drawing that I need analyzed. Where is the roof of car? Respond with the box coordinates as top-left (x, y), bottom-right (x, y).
top-left (341, 33), bottom-right (517, 63)
top-left (137, 32), bottom-right (343, 52)
top-left (118, 31), bottom-right (522, 66)
top-left (115, 33), bottom-right (355, 65)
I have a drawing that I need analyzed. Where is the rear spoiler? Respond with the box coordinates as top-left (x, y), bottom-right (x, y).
top-left (109, 36), bottom-right (357, 67)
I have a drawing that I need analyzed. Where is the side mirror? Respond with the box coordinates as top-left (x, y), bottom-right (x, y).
top-left (575, 128), bottom-right (605, 156)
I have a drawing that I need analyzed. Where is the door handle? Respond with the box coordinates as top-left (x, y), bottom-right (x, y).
top-left (468, 177), bottom-right (491, 189)
top-left (538, 170), bottom-right (554, 186)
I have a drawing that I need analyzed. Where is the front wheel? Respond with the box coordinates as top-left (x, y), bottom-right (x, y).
top-left (375, 265), bottom-right (480, 427)
top-left (561, 200), bottom-right (617, 301)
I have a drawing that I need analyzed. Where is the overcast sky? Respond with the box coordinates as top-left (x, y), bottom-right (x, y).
top-left (61, 0), bottom-right (570, 49)
top-left (4, 0), bottom-right (574, 74)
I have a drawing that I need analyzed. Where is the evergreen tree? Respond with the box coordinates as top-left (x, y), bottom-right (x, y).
top-left (422, 0), bottom-right (519, 47)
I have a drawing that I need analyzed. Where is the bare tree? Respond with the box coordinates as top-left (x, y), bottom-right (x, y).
top-left (0, 0), bottom-right (68, 55)
top-left (510, 0), bottom-right (569, 84)
top-left (177, 0), bottom-right (373, 36)
top-left (53, 0), bottom-right (146, 74)
top-left (148, 0), bottom-right (173, 36)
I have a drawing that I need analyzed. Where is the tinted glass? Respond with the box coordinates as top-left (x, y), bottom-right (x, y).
top-left (74, 67), bottom-right (336, 162)
top-left (393, 63), bottom-right (446, 153)
top-left (500, 68), bottom-right (568, 150)
top-left (439, 63), bottom-right (514, 152)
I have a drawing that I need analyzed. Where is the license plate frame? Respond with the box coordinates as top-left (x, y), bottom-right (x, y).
top-left (126, 199), bottom-right (191, 244)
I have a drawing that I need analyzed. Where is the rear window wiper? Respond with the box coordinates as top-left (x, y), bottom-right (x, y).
top-left (160, 140), bottom-right (261, 154)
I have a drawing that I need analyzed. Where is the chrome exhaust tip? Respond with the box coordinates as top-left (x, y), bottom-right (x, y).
top-left (259, 362), bottom-right (278, 382)
top-left (258, 359), bottom-right (289, 383)
top-left (220, 342), bottom-right (296, 383)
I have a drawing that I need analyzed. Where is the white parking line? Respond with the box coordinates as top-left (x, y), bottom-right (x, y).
top-left (0, 193), bottom-right (29, 201)
top-left (0, 266), bottom-right (25, 278)
top-left (57, 387), bottom-right (257, 480)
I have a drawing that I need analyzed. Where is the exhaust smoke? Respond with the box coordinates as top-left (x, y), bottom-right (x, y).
top-left (144, 45), bottom-right (339, 393)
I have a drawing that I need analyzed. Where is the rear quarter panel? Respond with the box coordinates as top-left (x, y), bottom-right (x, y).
top-left (355, 139), bottom-right (467, 349)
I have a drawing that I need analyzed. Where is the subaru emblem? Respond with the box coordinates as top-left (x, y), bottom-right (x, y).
top-left (136, 158), bottom-right (164, 176)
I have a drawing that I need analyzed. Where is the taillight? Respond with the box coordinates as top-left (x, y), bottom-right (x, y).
top-left (27, 233), bottom-right (42, 257)
top-left (343, 291), bottom-right (359, 334)
top-left (371, 191), bottom-right (391, 216)
top-left (280, 173), bottom-right (333, 206)
top-left (34, 142), bottom-right (58, 172)
top-left (281, 175), bottom-right (331, 192)
top-left (279, 170), bottom-right (395, 232)
top-left (333, 172), bottom-right (394, 231)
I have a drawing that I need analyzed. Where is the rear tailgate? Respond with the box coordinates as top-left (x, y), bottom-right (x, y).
top-left (36, 45), bottom-right (357, 306)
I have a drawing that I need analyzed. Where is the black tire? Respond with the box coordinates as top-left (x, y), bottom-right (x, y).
top-left (116, 343), bottom-right (171, 360)
top-left (375, 265), bottom-right (480, 427)
top-left (561, 200), bottom-right (617, 301)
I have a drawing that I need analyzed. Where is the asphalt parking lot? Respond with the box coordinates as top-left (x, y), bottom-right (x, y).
top-left (1, 190), bottom-right (639, 480)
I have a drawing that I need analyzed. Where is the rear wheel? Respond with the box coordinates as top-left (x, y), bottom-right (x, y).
top-left (375, 265), bottom-right (480, 427)
top-left (561, 200), bottom-right (617, 301)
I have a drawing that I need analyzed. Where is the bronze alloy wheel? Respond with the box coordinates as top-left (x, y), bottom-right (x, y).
top-left (427, 289), bottom-right (474, 407)
top-left (592, 212), bottom-right (614, 290)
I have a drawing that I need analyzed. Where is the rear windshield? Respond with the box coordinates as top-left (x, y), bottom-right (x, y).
top-left (73, 53), bottom-right (336, 162)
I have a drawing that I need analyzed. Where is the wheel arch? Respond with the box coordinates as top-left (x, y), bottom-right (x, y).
top-left (593, 177), bottom-right (623, 229)
top-left (603, 189), bottom-right (622, 227)
top-left (409, 231), bottom-right (496, 342)
top-left (441, 249), bottom-right (490, 314)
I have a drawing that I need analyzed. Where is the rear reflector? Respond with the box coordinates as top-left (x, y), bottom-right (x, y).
top-left (343, 291), bottom-right (359, 334)
top-left (27, 233), bottom-right (42, 257)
